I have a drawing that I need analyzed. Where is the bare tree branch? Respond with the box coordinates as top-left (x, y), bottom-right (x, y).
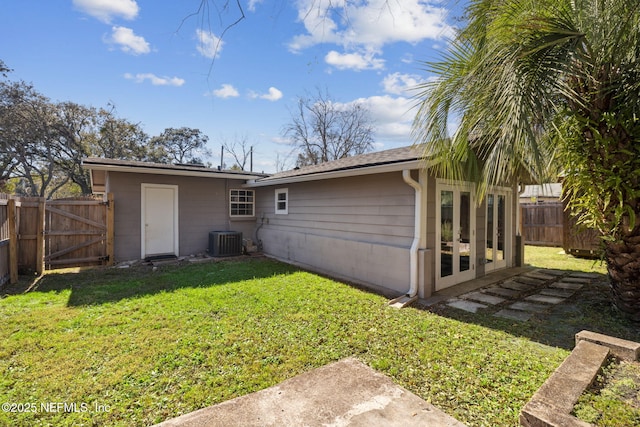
top-left (283, 88), bottom-right (375, 167)
top-left (221, 133), bottom-right (253, 170)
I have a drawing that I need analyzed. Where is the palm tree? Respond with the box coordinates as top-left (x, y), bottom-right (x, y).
top-left (413, 0), bottom-right (640, 320)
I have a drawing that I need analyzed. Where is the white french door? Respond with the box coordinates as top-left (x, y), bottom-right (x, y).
top-left (436, 181), bottom-right (476, 290)
top-left (485, 188), bottom-right (511, 272)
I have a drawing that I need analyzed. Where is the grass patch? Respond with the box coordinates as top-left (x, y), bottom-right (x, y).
top-left (0, 247), bottom-right (636, 426)
top-left (574, 358), bottom-right (640, 426)
top-left (524, 245), bottom-right (607, 275)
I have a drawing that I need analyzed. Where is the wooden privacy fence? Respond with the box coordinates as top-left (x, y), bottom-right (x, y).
top-left (521, 201), bottom-right (602, 256)
top-left (0, 193), bottom-right (114, 285)
top-left (521, 202), bottom-right (564, 247)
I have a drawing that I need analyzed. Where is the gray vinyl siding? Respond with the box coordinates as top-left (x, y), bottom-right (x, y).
top-left (254, 172), bottom-right (415, 294)
top-left (108, 172), bottom-right (252, 261)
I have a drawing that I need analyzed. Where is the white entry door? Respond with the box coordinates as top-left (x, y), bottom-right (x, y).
top-left (141, 184), bottom-right (179, 258)
top-left (436, 182), bottom-right (476, 290)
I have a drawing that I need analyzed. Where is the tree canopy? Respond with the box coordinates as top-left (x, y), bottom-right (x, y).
top-left (149, 127), bottom-right (211, 165)
top-left (0, 72), bottom-right (212, 198)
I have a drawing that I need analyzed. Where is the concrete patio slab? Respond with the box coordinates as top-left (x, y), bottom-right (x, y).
top-left (568, 272), bottom-right (601, 279)
top-left (154, 358), bottom-right (467, 427)
top-left (551, 282), bottom-right (584, 291)
top-left (525, 294), bottom-right (567, 305)
top-left (524, 271), bottom-right (556, 281)
top-left (536, 269), bottom-right (566, 276)
top-left (513, 276), bottom-right (546, 286)
top-left (447, 298), bottom-right (488, 313)
top-left (540, 288), bottom-right (576, 298)
top-left (494, 309), bottom-right (534, 322)
top-left (561, 277), bottom-right (591, 284)
top-left (509, 301), bottom-right (549, 313)
top-left (461, 291), bottom-right (506, 305)
top-left (501, 280), bottom-right (536, 292)
top-left (483, 286), bottom-right (522, 298)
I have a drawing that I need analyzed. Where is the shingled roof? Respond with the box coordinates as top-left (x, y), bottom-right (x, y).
top-left (249, 145), bottom-right (424, 185)
top-left (82, 157), bottom-right (268, 180)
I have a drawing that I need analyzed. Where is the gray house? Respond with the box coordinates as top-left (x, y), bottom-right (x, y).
top-left (83, 146), bottom-right (519, 300)
top-left (82, 158), bottom-right (267, 262)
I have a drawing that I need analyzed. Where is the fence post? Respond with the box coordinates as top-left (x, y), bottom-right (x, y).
top-left (106, 193), bottom-right (114, 266)
top-left (36, 198), bottom-right (45, 275)
top-left (8, 198), bottom-right (18, 284)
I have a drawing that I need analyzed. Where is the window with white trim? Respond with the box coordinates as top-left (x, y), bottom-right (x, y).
top-left (229, 189), bottom-right (255, 217)
top-left (275, 188), bottom-right (288, 215)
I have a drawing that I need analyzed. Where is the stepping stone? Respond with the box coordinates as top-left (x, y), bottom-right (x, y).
top-left (551, 281), bottom-right (584, 291)
top-left (525, 294), bottom-right (566, 305)
top-left (540, 288), bottom-right (575, 298)
top-left (562, 276), bottom-right (591, 284)
top-left (484, 286), bottom-right (521, 298)
top-left (513, 276), bottom-right (545, 286)
top-left (537, 269), bottom-right (566, 276)
top-left (447, 299), bottom-right (488, 313)
top-left (494, 309), bottom-right (533, 322)
top-left (568, 272), bottom-right (601, 279)
top-left (525, 271), bottom-right (555, 281)
top-left (502, 280), bottom-right (535, 292)
top-left (509, 301), bottom-right (549, 313)
top-left (461, 291), bottom-right (506, 305)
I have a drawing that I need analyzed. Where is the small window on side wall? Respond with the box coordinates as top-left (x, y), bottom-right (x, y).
top-left (230, 189), bottom-right (255, 217)
top-left (275, 188), bottom-right (288, 215)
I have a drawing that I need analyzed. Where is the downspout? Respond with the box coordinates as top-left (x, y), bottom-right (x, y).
top-left (402, 169), bottom-right (422, 298)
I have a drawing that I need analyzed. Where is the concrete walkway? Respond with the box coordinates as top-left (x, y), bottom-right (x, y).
top-left (421, 268), bottom-right (601, 322)
top-left (154, 358), bottom-right (467, 427)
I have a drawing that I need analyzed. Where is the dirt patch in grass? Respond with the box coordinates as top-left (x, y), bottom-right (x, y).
top-left (574, 358), bottom-right (640, 426)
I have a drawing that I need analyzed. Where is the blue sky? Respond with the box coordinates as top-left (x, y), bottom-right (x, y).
top-left (2, 0), bottom-right (463, 172)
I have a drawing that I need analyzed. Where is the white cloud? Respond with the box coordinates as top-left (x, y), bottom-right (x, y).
top-left (196, 29), bottom-right (224, 59)
top-left (248, 0), bottom-right (264, 12)
top-left (250, 87), bottom-right (283, 101)
top-left (289, 0), bottom-right (454, 52)
top-left (401, 53), bottom-right (415, 64)
top-left (213, 84), bottom-right (239, 98)
top-left (325, 50), bottom-right (385, 71)
top-left (124, 73), bottom-right (185, 86)
top-left (108, 26), bottom-right (150, 55)
top-left (382, 72), bottom-right (425, 95)
top-left (73, 0), bottom-right (139, 23)
top-left (337, 95), bottom-right (416, 142)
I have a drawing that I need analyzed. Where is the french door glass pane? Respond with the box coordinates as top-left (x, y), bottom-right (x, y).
top-left (459, 191), bottom-right (471, 272)
top-left (497, 195), bottom-right (505, 261)
top-left (440, 190), bottom-right (453, 278)
top-left (486, 194), bottom-right (494, 265)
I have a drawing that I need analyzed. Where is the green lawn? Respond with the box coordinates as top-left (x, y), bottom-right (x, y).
top-left (0, 248), bottom-right (636, 426)
top-left (524, 245), bottom-right (607, 275)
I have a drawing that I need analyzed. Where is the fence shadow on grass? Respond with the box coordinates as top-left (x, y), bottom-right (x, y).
top-left (2, 257), bottom-right (299, 307)
top-left (419, 276), bottom-right (640, 351)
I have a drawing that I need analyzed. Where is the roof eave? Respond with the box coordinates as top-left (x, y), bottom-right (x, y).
top-left (244, 159), bottom-right (426, 187)
top-left (82, 160), bottom-right (268, 181)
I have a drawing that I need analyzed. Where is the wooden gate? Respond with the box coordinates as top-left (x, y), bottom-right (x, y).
top-left (44, 194), bottom-right (114, 270)
top-left (0, 194), bottom-right (11, 286)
